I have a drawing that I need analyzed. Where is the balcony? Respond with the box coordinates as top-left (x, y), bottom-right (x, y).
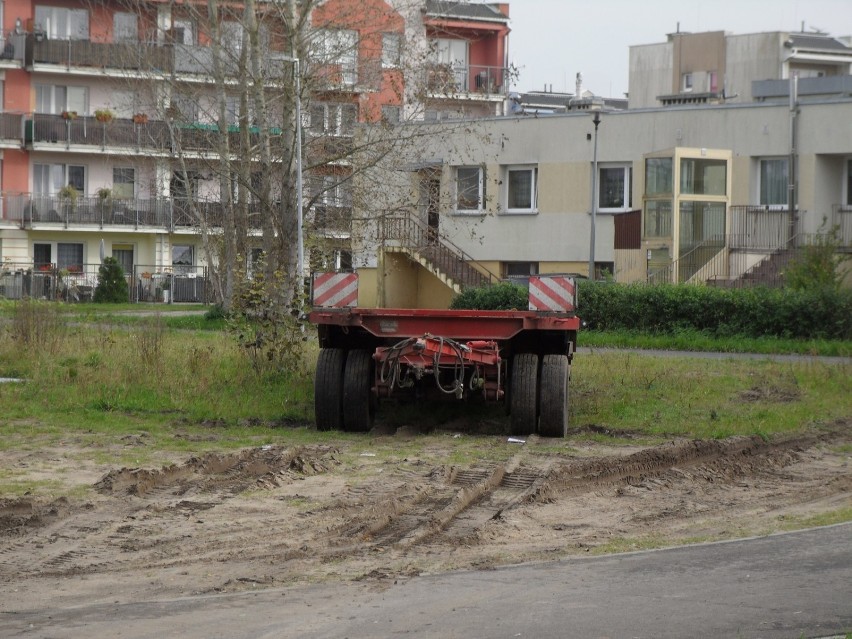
top-left (0, 34), bottom-right (25, 68)
top-left (26, 113), bottom-right (282, 157)
top-left (1, 194), bottom-right (264, 232)
top-left (0, 113), bottom-right (24, 147)
top-left (424, 64), bottom-right (508, 98)
top-left (26, 35), bottom-right (291, 81)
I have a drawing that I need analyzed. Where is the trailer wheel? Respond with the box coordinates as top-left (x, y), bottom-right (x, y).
top-left (315, 348), bottom-right (346, 431)
top-left (538, 354), bottom-right (569, 438)
top-left (343, 349), bottom-right (375, 432)
top-left (510, 353), bottom-right (539, 436)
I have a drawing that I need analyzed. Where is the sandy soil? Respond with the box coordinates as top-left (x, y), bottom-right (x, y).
top-left (1, 419), bottom-right (850, 611)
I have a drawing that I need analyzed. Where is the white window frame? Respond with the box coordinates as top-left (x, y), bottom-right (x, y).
top-left (845, 158), bottom-right (852, 207)
top-left (454, 166), bottom-right (485, 214)
top-left (758, 157), bottom-right (789, 209)
top-left (33, 241), bottom-right (85, 270)
top-left (35, 84), bottom-right (88, 115)
top-left (314, 28), bottom-right (358, 85)
top-left (597, 163), bottom-right (632, 212)
top-left (33, 163), bottom-right (86, 196)
top-left (172, 244), bottom-right (195, 273)
top-left (381, 33), bottom-right (401, 68)
top-left (682, 72), bottom-right (693, 92)
top-left (35, 6), bottom-right (89, 40)
top-left (310, 102), bottom-right (357, 136)
top-left (502, 165), bottom-right (538, 214)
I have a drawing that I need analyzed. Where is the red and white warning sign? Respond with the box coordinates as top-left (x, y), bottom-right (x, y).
top-left (312, 272), bottom-right (359, 308)
top-left (528, 276), bottom-right (576, 312)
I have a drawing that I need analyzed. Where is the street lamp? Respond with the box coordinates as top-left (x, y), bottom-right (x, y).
top-left (588, 110), bottom-right (602, 281)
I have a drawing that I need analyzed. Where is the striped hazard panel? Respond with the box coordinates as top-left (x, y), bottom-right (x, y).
top-left (528, 276), bottom-right (576, 312)
top-left (312, 272), bottom-right (359, 308)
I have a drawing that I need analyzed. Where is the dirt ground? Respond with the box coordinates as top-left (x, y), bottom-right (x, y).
top-left (1, 419), bottom-right (850, 611)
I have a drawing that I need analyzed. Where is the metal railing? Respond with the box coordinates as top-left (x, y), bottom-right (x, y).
top-left (0, 34), bottom-right (25, 65)
top-left (381, 210), bottom-right (499, 289)
top-left (0, 112), bottom-right (24, 144)
top-left (729, 205), bottom-right (800, 249)
top-left (26, 35), bottom-right (290, 79)
top-left (1, 193), bottom-right (264, 231)
top-left (424, 63), bottom-right (509, 96)
top-left (27, 113), bottom-right (283, 155)
top-left (0, 261), bottom-right (209, 304)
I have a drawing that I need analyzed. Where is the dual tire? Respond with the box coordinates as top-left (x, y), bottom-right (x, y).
top-left (315, 349), bottom-right (375, 432)
top-left (509, 353), bottom-right (570, 438)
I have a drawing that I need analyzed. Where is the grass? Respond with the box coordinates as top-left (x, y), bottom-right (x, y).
top-left (580, 327), bottom-right (852, 357)
top-left (0, 300), bottom-right (850, 498)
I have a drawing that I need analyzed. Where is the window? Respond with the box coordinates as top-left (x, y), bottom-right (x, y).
top-left (34, 164), bottom-right (85, 196)
top-left (310, 102), bottom-right (357, 136)
top-left (171, 92), bottom-right (199, 123)
top-left (319, 175), bottom-right (352, 207)
top-left (679, 201), bottom-right (726, 254)
top-left (644, 200), bottom-right (672, 238)
top-left (455, 166), bottom-right (485, 212)
top-left (680, 158), bottom-right (726, 195)
top-left (112, 168), bottom-right (135, 199)
top-left (112, 245), bottom-right (134, 275)
top-left (34, 242), bottom-right (83, 270)
top-left (35, 5), bottom-right (89, 40)
top-left (708, 71), bottom-right (718, 93)
top-left (172, 245), bottom-right (194, 273)
top-left (382, 33), bottom-right (401, 68)
top-left (847, 161), bottom-right (852, 206)
top-left (314, 29), bottom-right (358, 85)
top-left (381, 105), bottom-right (400, 124)
top-left (503, 166), bottom-right (537, 213)
top-left (504, 262), bottom-right (539, 278)
top-left (220, 21), bottom-right (245, 53)
top-left (35, 84), bottom-right (88, 115)
top-left (645, 158), bottom-right (672, 195)
top-left (682, 73), bottom-right (693, 91)
top-left (113, 12), bottom-right (137, 43)
top-left (759, 158), bottom-right (788, 207)
top-left (598, 165), bottom-right (632, 210)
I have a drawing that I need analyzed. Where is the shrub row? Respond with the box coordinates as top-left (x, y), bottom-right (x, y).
top-left (576, 282), bottom-right (852, 340)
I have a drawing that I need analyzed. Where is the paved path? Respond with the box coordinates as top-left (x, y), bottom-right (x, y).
top-left (3, 523), bottom-right (850, 638)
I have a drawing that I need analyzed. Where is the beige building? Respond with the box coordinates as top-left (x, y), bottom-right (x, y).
top-left (353, 97), bottom-right (852, 308)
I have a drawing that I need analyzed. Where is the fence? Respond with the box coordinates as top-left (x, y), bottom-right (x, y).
top-left (0, 262), bottom-right (209, 304)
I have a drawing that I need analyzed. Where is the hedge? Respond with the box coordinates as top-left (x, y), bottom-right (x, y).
top-left (576, 282), bottom-right (852, 340)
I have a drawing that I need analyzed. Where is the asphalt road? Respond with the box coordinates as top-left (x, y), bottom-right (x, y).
top-left (3, 523), bottom-right (850, 639)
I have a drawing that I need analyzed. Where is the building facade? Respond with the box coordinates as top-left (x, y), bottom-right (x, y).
top-left (0, 0), bottom-right (511, 302)
top-left (352, 97), bottom-right (852, 308)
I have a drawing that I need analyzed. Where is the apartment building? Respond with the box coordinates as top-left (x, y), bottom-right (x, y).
top-left (0, 0), bottom-right (511, 302)
top-left (628, 28), bottom-right (852, 108)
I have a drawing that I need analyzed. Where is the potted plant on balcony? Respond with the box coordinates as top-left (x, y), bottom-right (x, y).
top-left (94, 108), bottom-right (114, 123)
top-left (59, 184), bottom-right (78, 215)
top-left (61, 110), bottom-right (78, 120)
top-left (132, 113), bottom-right (149, 124)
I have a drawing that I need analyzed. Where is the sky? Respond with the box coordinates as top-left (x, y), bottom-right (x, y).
top-left (507, 0), bottom-right (852, 97)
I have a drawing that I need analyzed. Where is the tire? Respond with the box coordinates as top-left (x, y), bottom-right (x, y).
top-left (509, 353), bottom-right (539, 436)
top-left (343, 349), bottom-right (375, 432)
top-left (315, 348), bottom-right (345, 431)
top-left (539, 354), bottom-right (569, 438)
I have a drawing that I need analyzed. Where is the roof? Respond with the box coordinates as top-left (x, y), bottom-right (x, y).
top-left (424, 1), bottom-right (509, 24)
top-left (786, 33), bottom-right (852, 53)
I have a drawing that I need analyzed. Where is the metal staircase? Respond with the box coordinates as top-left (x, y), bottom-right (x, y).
top-left (380, 211), bottom-right (499, 292)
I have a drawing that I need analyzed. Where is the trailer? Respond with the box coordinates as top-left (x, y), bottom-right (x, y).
top-left (308, 272), bottom-right (580, 437)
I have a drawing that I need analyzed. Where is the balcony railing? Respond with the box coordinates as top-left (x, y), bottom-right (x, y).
top-left (26, 113), bottom-right (283, 155)
top-left (26, 35), bottom-right (291, 79)
top-left (424, 64), bottom-right (509, 96)
top-left (0, 34), bottom-right (25, 65)
top-left (1, 194), bottom-right (265, 231)
top-left (0, 112), bottom-right (24, 145)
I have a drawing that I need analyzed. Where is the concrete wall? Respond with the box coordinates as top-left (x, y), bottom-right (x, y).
top-left (628, 42), bottom-right (673, 109)
top-left (726, 33), bottom-right (785, 102)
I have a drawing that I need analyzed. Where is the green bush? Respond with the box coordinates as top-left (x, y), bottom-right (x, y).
top-left (93, 257), bottom-right (129, 303)
top-left (450, 282), bottom-right (528, 310)
top-left (576, 282), bottom-right (852, 340)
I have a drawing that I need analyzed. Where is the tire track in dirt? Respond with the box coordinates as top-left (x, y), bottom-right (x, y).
top-left (0, 426), bottom-right (848, 590)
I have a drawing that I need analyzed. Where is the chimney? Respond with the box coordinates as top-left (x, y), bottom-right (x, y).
top-left (575, 72), bottom-right (583, 97)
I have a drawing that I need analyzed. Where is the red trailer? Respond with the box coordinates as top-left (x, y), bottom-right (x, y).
top-left (308, 273), bottom-right (580, 437)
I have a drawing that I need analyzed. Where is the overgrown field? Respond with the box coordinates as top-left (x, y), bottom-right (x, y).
top-left (1, 300), bottom-right (850, 501)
